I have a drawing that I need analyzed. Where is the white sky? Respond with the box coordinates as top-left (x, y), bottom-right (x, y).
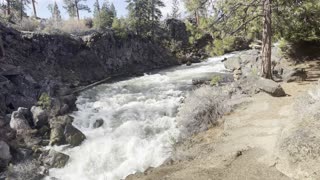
top-left (26, 0), bottom-right (185, 19)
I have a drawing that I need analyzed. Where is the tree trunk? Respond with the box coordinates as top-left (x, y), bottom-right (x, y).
top-left (75, 2), bottom-right (80, 20)
top-left (32, 0), bottom-right (37, 18)
top-left (261, 0), bottom-right (272, 79)
top-left (20, 0), bottom-right (23, 20)
top-left (6, 0), bottom-right (10, 16)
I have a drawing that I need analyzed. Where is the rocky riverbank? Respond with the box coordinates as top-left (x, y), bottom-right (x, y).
top-left (126, 48), bottom-right (320, 180)
top-left (0, 19), bottom-right (187, 179)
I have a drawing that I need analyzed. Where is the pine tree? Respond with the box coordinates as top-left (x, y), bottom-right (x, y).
top-left (31, 0), bottom-right (37, 17)
top-left (48, 1), bottom-right (62, 27)
top-left (93, 0), bottom-right (101, 28)
top-left (94, 0), bottom-right (116, 29)
top-left (63, 0), bottom-right (91, 20)
top-left (171, 0), bottom-right (180, 19)
top-left (126, 0), bottom-right (164, 36)
top-left (110, 3), bottom-right (116, 17)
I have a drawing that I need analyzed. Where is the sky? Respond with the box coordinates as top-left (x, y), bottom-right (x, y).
top-left (26, 0), bottom-right (185, 19)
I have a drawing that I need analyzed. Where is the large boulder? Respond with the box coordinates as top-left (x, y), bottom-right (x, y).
top-left (0, 141), bottom-right (11, 170)
top-left (64, 124), bottom-right (86, 147)
top-left (257, 78), bottom-right (286, 97)
top-left (283, 68), bottom-right (307, 83)
top-left (235, 76), bottom-right (286, 97)
top-left (49, 115), bottom-right (85, 146)
top-left (42, 149), bottom-right (69, 168)
top-left (31, 106), bottom-right (48, 128)
top-left (223, 56), bottom-right (242, 71)
top-left (10, 107), bottom-right (31, 131)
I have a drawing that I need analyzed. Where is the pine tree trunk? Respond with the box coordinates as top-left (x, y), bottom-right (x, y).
top-left (75, 2), bottom-right (80, 20)
top-left (32, 0), bottom-right (37, 18)
top-left (20, 0), bottom-right (23, 20)
top-left (261, 0), bottom-right (272, 79)
top-left (6, 0), bottom-right (10, 16)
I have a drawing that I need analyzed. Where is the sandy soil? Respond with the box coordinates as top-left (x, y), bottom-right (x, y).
top-left (126, 60), bottom-right (320, 180)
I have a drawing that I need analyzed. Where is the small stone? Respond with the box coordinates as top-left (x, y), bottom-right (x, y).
top-left (93, 119), bottom-right (104, 128)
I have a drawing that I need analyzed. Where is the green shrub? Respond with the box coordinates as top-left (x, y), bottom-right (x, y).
top-left (210, 75), bottom-right (222, 86)
top-left (38, 93), bottom-right (51, 110)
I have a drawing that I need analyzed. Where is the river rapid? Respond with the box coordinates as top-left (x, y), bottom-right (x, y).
top-left (49, 54), bottom-right (233, 180)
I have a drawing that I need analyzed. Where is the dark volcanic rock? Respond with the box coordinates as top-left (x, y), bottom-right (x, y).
top-left (64, 124), bottom-right (86, 146)
top-left (93, 119), bottom-right (104, 128)
top-left (42, 149), bottom-right (69, 169)
top-left (0, 23), bottom-right (178, 117)
top-left (0, 140), bottom-right (11, 170)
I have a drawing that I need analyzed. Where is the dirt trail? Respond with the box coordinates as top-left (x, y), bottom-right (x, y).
top-left (126, 61), bottom-right (320, 180)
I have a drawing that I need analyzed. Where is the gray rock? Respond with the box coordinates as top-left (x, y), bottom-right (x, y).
top-left (49, 115), bottom-right (85, 146)
top-left (93, 119), bottom-right (104, 128)
top-left (31, 106), bottom-right (48, 128)
top-left (283, 68), bottom-right (307, 83)
top-left (0, 141), bottom-right (11, 161)
top-left (224, 56), bottom-right (241, 71)
top-left (235, 76), bottom-right (286, 97)
top-left (10, 108), bottom-right (31, 131)
top-left (42, 150), bottom-right (69, 168)
top-left (49, 123), bottom-right (66, 146)
top-left (257, 78), bottom-right (286, 97)
top-left (64, 124), bottom-right (86, 147)
top-left (0, 141), bottom-right (11, 170)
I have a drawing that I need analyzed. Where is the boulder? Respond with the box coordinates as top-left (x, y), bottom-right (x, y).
top-left (93, 119), bottom-right (104, 128)
top-left (0, 141), bottom-right (11, 170)
top-left (257, 78), bottom-right (286, 97)
top-left (49, 115), bottom-right (85, 146)
top-left (235, 76), bottom-right (286, 97)
top-left (49, 123), bottom-right (66, 146)
top-left (64, 124), bottom-right (86, 147)
top-left (31, 106), bottom-right (48, 128)
top-left (283, 68), bottom-right (307, 83)
top-left (10, 108), bottom-right (31, 131)
top-left (42, 149), bottom-right (69, 168)
top-left (224, 56), bottom-right (241, 71)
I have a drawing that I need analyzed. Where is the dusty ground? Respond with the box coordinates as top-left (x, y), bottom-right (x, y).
top-left (126, 60), bottom-right (320, 180)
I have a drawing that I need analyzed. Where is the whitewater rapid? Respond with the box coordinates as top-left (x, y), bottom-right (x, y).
top-left (49, 54), bottom-right (233, 180)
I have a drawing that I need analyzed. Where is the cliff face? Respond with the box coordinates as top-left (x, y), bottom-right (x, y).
top-left (0, 24), bottom-right (178, 115)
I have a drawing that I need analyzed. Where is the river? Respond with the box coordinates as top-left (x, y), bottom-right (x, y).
top-left (49, 54), bottom-right (233, 180)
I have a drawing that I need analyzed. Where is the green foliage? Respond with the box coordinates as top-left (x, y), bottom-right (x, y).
top-left (38, 93), bottom-right (51, 110)
top-left (63, 0), bottom-right (91, 19)
top-left (273, 0), bottom-right (320, 43)
top-left (112, 18), bottom-right (128, 38)
top-left (210, 75), bottom-right (221, 86)
top-left (126, 0), bottom-right (164, 37)
top-left (48, 1), bottom-right (62, 28)
top-left (93, 0), bottom-right (116, 30)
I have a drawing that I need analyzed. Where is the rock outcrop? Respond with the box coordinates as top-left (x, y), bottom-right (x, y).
top-left (0, 23), bottom-right (178, 117)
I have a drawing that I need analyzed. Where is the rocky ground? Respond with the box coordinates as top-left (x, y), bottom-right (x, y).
top-left (126, 54), bottom-right (320, 180)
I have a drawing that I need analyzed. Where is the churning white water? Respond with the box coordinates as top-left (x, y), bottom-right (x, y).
top-left (49, 54), bottom-right (233, 180)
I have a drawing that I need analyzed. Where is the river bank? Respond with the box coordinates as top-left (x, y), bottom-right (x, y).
top-left (126, 59), bottom-right (320, 180)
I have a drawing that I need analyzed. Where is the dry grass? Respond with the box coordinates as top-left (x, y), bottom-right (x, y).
top-left (177, 86), bottom-right (231, 138)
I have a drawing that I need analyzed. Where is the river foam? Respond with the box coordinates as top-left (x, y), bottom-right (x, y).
top-left (49, 54), bottom-right (233, 180)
